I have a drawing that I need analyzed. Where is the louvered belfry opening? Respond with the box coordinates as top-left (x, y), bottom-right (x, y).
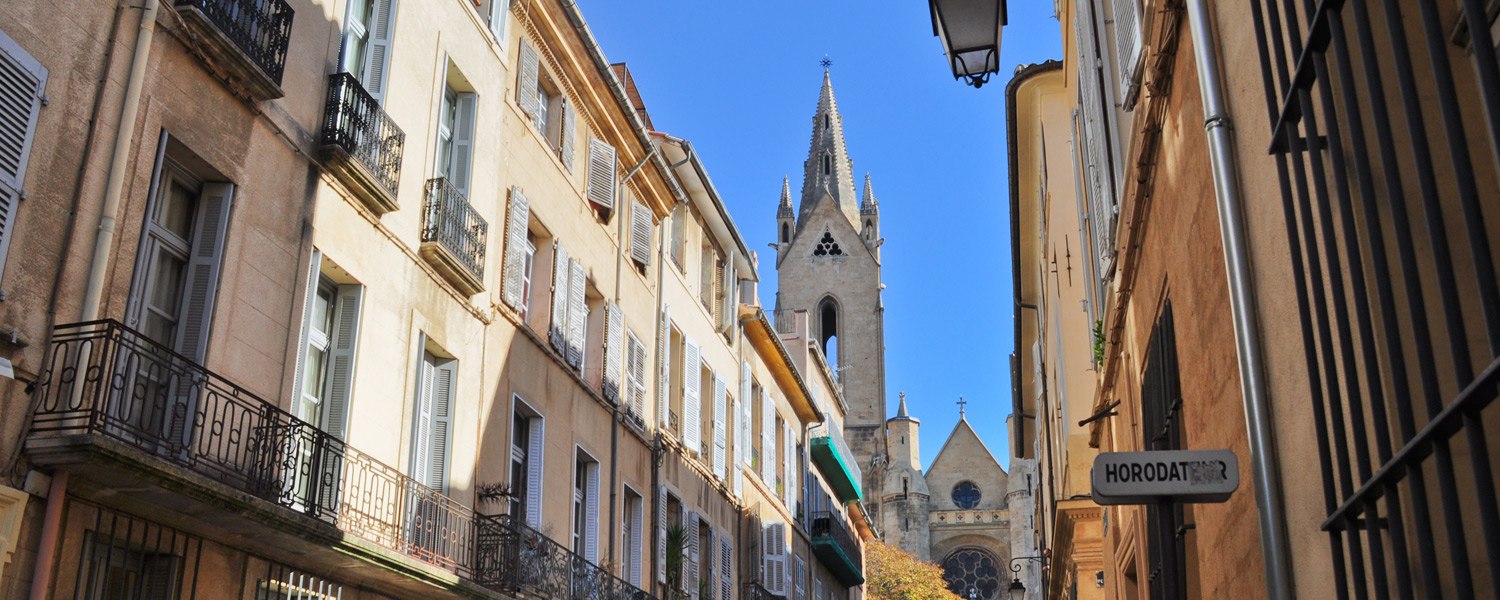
top-left (1250, 0), bottom-right (1500, 597)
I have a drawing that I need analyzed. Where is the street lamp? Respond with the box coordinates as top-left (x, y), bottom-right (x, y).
top-left (928, 0), bottom-right (1007, 88)
top-left (1006, 555), bottom-right (1048, 600)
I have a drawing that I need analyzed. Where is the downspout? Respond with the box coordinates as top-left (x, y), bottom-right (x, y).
top-left (32, 4), bottom-right (158, 600)
top-left (608, 145), bottom-right (660, 568)
top-left (1184, 1), bottom-right (1293, 597)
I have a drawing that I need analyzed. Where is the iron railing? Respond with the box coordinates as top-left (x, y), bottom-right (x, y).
top-left (808, 423), bottom-right (863, 491)
top-left (176, 0), bottom-right (292, 83)
top-left (423, 178), bottom-right (488, 282)
top-left (476, 514), bottom-right (652, 600)
top-left (743, 582), bottom-right (785, 600)
top-left (28, 320), bottom-right (478, 576)
top-left (322, 73), bottom-right (405, 199)
top-left (1250, 0), bottom-right (1500, 597)
top-left (808, 511), bottom-right (861, 570)
top-left (772, 309), bottom-right (796, 336)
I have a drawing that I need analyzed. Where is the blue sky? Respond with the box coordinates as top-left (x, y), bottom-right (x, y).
top-left (575, 1), bottom-right (1063, 470)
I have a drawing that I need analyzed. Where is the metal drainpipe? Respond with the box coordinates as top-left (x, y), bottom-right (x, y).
top-left (32, 3), bottom-right (158, 599)
top-left (1184, 1), bottom-right (1294, 597)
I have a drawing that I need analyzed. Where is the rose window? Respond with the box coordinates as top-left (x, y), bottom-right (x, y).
top-left (941, 549), bottom-right (1002, 600)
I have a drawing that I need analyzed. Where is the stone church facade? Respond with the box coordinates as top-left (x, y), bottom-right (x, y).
top-left (775, 72), bottom-right (1029, 600)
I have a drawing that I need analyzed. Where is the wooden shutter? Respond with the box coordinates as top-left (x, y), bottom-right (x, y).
top-left (1076, 0), bottom-right (1117, 280)
top-left (362, 0), bottom-right (397, 106)
top-left (427, 358), bottom-right (455, 493)
top-left (630, 492), bottom-right (645, 585)
top-left (1113, 0), bottom-right (1143, 107)
top-left (451, 93), bottom-right (477, 198)
top-left (139, 555), bottom-right (182, 600)
top-left (631, 201), bottom-right (653, 266)
top-left (713, 372), bottom-right (727, 478)
top-left (412, 354), bottom-right (435, 486)
top-left (290, 248), bottom-right (322, 407)
top-left (603, 302), bottom-right (624, 403)
top-left (0, 28), bottom-right (47, 194)
top-left (628, 333), bottom-right (648, 419)
top-left (740, 362), bottom-right (751, 466)
top-left (325, 284), bottom-right (364, 440)
top-left (657, 305), bottom-right (671, 428)
top-left (517, 39), bottom-right (540, 117)
top-left (502, 187), bottom-right (531, 310)
top-left (686, 512), bottom-right (700, 600)
top-left (763, 523), bottom-right (786, 595)
top-left (794, 555), bottom-right (805, 600)
top-left (682, 337), bottom-right (701, 452)
top-left (560, 99), bottom-right (577, 171)
top-left (719, 533), bottom-right (732, 600)
top-left (566, 259), bottom-right (586, 369)
top-left (584, 461), bottom-right (600, 562)
top-left (175, 183), bottom-right (233, 364)
top-left (656, 485), bottom-right (668, 583)
top-left (761, 393), bottom-right (775, 483)
top-left (549, 242), bottom-right (570, 355)
top-left (526, 415), bottom-right (545, 527)
top-left (587, 138), bottom-right (617, 211)
top-left (783, 424), bottom-right (794, 506)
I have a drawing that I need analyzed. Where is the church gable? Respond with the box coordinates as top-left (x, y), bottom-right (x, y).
top-left (788, 189), bottom-right (876, 264)
top-left (925, 419), bottom-right (1008, 511)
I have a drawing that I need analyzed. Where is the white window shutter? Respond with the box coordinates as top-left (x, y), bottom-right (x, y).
top-left (629, 334), bottom-right (648, 420)
top-left (560, 99), bottom-right (577, 170)
top-left (1113, 0), bottom-right (1144, 108)
top-left (784, 424), bottom-right (795, 506)
top-left (426, 359), bottom-right (455, 493)
top-left (631, 494), bottom-right (645, 585)
top-left (566, 259), bottom-right (586, 369)
top-left (763, 523), bottom-right (786, 595)
top-left (686, 511), bottom-right (700, 600)
top-left (587, 138), bottom-right (617, 211)
top-left (550, 242), bottom-right (570, 355)
top-left (656, 485), bottom-right (668, 583)
top-left (325, 284), bottom-right (364, 441)
top-left (761, 393), bottom-right (775, 484)
top-left (603, 302), bottom-right (624, 403)
top-left (487, 0), bottom-right (508, 40)
top-left (175, 183), bottom-right (234, 364)
top-left (631, 201), bottom-right (653, 266)
top-left (526, 416), bottom-right (546, 527)
top-left (290, 248), bottom-right (323, 407)
top-left (740, 361), bottom-right (751, 466)
top-left (719, 532), bottom-right (732, 600)
top-left (0, 28), bottom-right (47, 195)
top-left (682, 337), bottom-right (701, 452)
top-left (794, 556), bottom-right (805, 600)
top-left (361, 0), bottom-right (397, 105)
top-left (814, 576), bottom-right (822, 600)
top-left (517, 39), bottom-right (540, 117)
top-left (1076, 0), bottom-right (1117, 281)
top-left (502, 187), bottom-right (531, 310)
top-left (411, 355), bottom-right (435, 486)
top-left (584, 461), bottom-right (600, 562)
top-left (713, 372), bottom-right (727, 479)
top-left (658, 305), bottom-right (671, 429)
top-left (450, 93), bottom-right (477, 198)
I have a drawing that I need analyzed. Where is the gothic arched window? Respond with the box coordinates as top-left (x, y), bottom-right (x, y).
top-left (818, 296), bottom-right (839, 365)
top-left (781, 223), bottom-right (789, 244)
top-left (942, 549), bottom-right (1002, 600)
top-left (812, 231), bottom-right (843, 256)
top-left (952, 481), bottom-right (981, 509)
top-left (823, 154), bottom-right (831, 175)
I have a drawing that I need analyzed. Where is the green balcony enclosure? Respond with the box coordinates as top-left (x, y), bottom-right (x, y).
top-left (810, 424), bottom-right (863, 503)
top-left (810, 511), bottom-right (864, 587)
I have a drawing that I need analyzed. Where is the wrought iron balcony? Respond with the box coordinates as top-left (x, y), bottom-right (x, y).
top-left (772, 309), bottom-right (796, 336)
top-left (809, 424), bottom-right (862, 503)
top-left (743, 582), bottom-right (786, 600)
top-left (321, 73), bottom-right (405, 213)
top-left (26, 320), bottom-right (479, 578)
top-left (476, 514), bottom-right (652, 600)
top-left (173, 0), bottom-right (293, 100)
top-left (809, 511), bottom-right (863, 587)
top-left (421, 178), bottom-right (488, 296)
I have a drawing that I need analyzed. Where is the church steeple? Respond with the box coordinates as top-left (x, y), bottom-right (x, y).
top-left (799, 71), bottom-right (861, 228)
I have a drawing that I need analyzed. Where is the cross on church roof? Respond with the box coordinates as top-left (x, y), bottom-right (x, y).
top-left (957, 396), bottom-right (967, 418)
top-left (820, 55), bottom-right (833, 69)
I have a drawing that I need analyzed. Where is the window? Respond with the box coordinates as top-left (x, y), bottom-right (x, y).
top-left (338, 0), bottom-right (395, 104)
top-left (573, 450), bottom-right (601, 561)
top-left (817, 296), bottom-right (839, 367)
top-left (548, 242), bottom-right (587, 370)
top-left (1142, 303), bottom-right (1188, 600)
top-left (434, 82), bottom-right (476, 198)
top-left (952, 481), bottom-right (981, 509)
top-left (515, 39), bottom-right (577, 168)
top-left (670, 203), bottom-right (687, 271)
top-left (625, 331), bottom-right (648, 422)
top-left (519, 235), bottom-right (536, 319)
top-left (255, 564), bottom-right (345, 600)
top-left (630, 200), bottom-right (653, 273)
top-left (940, 549), bottom-right (1002, 600)
top-left (669, 326), bottom-right (685, 434)
top-left (623, 488), bottom-right (644, 586)
top-left (699, 241), bottom-right (715, 310)
top-left (512, 396), bottom-right (545, 526)
top-left (822, 154), bottom-right (830, 175)
top-left (535, 86), bottom-right (550, 138)
top-left (0, 27), bottom-right (47, 288)
top-left (410, 343), bottom-right (456, 493)
top-left (780, 223), bottom-right (789, 244)
top-left (502, 186), bottom-right (533, 314)
top-left (479, 0), bottom-right (508, 43)
top-left (812, 231), bottom-right (842, 257)
top-left (293, 251), bottom-right (364, 441)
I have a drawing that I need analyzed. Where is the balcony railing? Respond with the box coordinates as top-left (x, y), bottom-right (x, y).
top-left (809, 511), bottom-right (863, 587)
top-left (743, 582), bottom-right (786, 600)
top-left (421, 178), bottom-right (487, 296)
top-left (809, 424), bottom-right (862, 503)
top-left (28, 320), bottom-right (478, 576)
top-left (476, 514), bottom-right (651, 600)
top-left (174, 0), bottom-right (292, 99)
top-left (321, 73), bottom-right (404, 213)
top-left (773, 309), bottom-right (796, 336)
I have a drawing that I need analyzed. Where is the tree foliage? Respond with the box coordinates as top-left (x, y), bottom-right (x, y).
top-left (864, 541), bottom-right (965, 600)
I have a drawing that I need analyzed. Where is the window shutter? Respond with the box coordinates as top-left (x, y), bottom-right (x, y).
top-left (526, 416), bottom-right (545, 527)
top-left (560, 99), bottom-right (577, 171)
top-left (487, 0), bottom-right (508, 39)
top-left (794, 556), bottom-right (805, 600)
top-left (566, 259), bottom-right (586, 369)
top-left (686, 511), bottom-right (700, 600)
top-left (739, 361), bottom-right (751, 464)
top-left (603, 302), bottom-right (624, 403)
top-left (814, 576), bottom-right (822, 600)
top-left (629, 333), bottom-right (648, 420)
top-left (719, 532), bottom-right (732, 600)
top-left (713, 372), bottom-right (727, 478)
top-left (631, 201), bottom-right (653, 266)
top-left (587, 138), bottom-right (617, 211)
top-left (549, 242), bottom-right (570, 355)
top-left (1113, 0), bottom-right (1143, 108)
top-left (720, 256), bottom-right (736, 333)
top-left (763, 523), bottom-right (786, 595)
top-left (362, 0), bottom-right (397, 105)
top-left (424, 358), bottom-right (456, 494)
top-left (450, 93), bottom-right (477, 198)
top-left (502, 187), bottom-right (531, 310)
top-left (175, 183), bottom-right (233, 364)
top-left (761, 394), bottom-right (775, 483)
top-left (656, 485), bottom-right (668, 583)
top-left (657, 305), bottom-right (671, 428)
top-left (325, 284), bottom-right (364, 441)
top-left (517, 39), bottom-right (540, 117)
top-left (585, 461), bottom-right (600, 562)
top-left (291, 249), bottom-right (323, 406)
top-left (682, 337), bottom-right (701, 452)
top-left (1076, 0), bottom-right (1117, 281)
top-left (631, 493), bottom-right (645, 585)
top-left (784, 424), bottom-right (795, 506)
top-left (140, 555), bottom-right (182, 600)
top-left (412, 355), bottom-right (435, 486)
top-left (0, 29), bottom-right (47, 194)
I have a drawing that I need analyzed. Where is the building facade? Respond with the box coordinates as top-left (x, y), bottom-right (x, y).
top-left (0, 2), bottom-right (867, 600)
top-left (1011, 0), bottom-right (1500, 599)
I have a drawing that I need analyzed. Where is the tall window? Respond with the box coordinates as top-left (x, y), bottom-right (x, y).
top-left (670, 203), bottom-right (687, 270)
top-left (623, 489), bottom-right (644, 585)
top-left (436, 88), bottom-right (458, 179)
top-left (1141, 303), bottom-right (1187, 600)
top-left (510, 411), bottom-right (530, 520)
top-left (434, 80), bottom-right (476, 197)
top-left (293, 251), bottom-right (364, 440)
top-left (339, 0), bottom-right (395, 103)
top-left (410, 346), bottom-right (456, 493)
top-left (511, 397), bottom-right (546, 526)
top-left (518, 233), bottom-right (536, 320)
top-left (573, 450), bottom-right (601, 562)
top-left (535, 86), bottom-right (551, 139)
top-left (300, 282), bottom-right (334, 428)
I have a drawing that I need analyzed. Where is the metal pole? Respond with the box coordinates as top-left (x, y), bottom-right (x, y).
top-left (1183, 0), bottom-right (1293, 597)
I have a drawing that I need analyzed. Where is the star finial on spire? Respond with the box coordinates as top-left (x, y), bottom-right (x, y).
top-left (957, 396), bottom-right (967, 418)
top-left (820, 55), bottom-right (833, 70)
top-left (896, 392), bottom-right (910, 418)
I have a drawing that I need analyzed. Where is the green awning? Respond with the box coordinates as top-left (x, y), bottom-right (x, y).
top-left (810, 435), bottom-right (862, 503)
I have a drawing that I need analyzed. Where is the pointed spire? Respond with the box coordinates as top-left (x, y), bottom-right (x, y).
top-left (860, 172), bottom-right (878, 214)
top-left (778, 176), bottom-right (794, 218)
top-left (896, 392), bottom-right (909, 418)
top-left (798, 71), bottom-right (861, 228)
